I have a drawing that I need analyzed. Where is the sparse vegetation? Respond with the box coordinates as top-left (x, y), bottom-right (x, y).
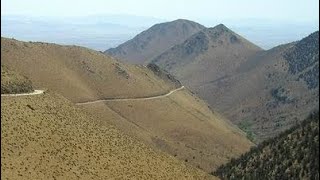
top-left (270, 87), bottom-right (294, 104)
top-left (284, 31), bottom-right (319, 89)
top-left (1, 37), bottom-right (252, 175)
top-left (114, 63), bottom-right (130, 79)
top-left (298, 63), bottom-right (319, 89)
top-left (1, 92), bottom-right (216, 179)
top-left (238, 120), bottom-right (256, 142)
top-left (105, 19), bottom-right (205, 64)
top-left (213, 111), bottom-right (319, 180)
top-left (1, 65), bottom-right (33, 94)
top-left (147, 63), bottom-right (181, 87)
top-left (183, 31), bottom-right (209, 55)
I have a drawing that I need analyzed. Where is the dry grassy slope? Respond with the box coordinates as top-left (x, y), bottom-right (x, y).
top-left (1, 37), bottom-right (253, 173)
top-left (80, 88), bottom-right (253, 172)
top-left (1, 92), bottom-right (217, 180)
top-left (195, 32), bottom-right (319, 142)
top-left (151, 24), bottom-right (262, 86)
top-left (105, 19), bottom-right (206, 64)
top-left (1, 37), bottom-right (176, 102)
top-left (1, 65), bottom-right (33, 94)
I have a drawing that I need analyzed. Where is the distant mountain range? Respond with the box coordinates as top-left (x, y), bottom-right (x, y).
top-left (2, 15), bottom-right (317, 51)
top-left (106, 19), bottom-right (319, 142)
top-left (1, 15), bottom-right (164, 51)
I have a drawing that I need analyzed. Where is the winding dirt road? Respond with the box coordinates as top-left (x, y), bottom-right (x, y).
top-left (1, 90), bottom-right (45, 97)
top-left (76, 86), bottom-right (185, 105)
top-left (1, 86), bottom-right (185, 105)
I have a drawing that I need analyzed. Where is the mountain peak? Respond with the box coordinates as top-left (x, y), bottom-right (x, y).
top-left (198, 24), bottom-right (235, 40)
top-left (215, 23), bottom-right (228, 29)
top-left (105, 19), bottom-right (205, 64)
top-left (210, 23), bottom-right (231, 33)
top-left (171, 19), bottom-right (200, 24)
top-left (172, 19), bottom-right (191, 22)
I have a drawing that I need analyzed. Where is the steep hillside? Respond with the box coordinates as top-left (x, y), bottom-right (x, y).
top-left (1, 37), bottom-right (253, 173)
top-left (1, 37), bottom-right (177, 103)
top-left (152, 26), bottom-right (318, 142)
top-left (283, 31), bottom-right (319, 89)
top-left (81, 88), bottom-right (253, 172)
top-left (1, 65), bottom-right (33, 94)
top-left (151, 24), bottom-right (262, 89)
top-left (196, 31), bottom-right (319, 142)
top-left (105, 19), bottom-right (205, 64)
top-left (1, 92), bottom-right (216, 179)
top-left (147, 63), bottom-right (182, 88)
top-left (213, 111), bottom-right (319, 180)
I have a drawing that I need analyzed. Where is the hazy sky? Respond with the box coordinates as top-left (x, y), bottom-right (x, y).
top-left (2, 0), bottom-right (319, 22)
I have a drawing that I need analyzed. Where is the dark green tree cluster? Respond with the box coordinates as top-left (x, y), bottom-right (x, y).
top-left (213, 111), bottom-right (319, 180)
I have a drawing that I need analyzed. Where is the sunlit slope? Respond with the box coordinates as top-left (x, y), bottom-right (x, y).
top-left (1, 92), bottom-right (216, 179)
top-left (80, 89), bottom-right (253, 172)
top-left (1, 65), bottom-right (33, 94)
top-left (1, 37), bottom-right (176, 102)
top-left (1, 37), bottom-right (253, 173)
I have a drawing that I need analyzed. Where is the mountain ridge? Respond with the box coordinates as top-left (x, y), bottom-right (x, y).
top-left (149, 25), bottom-right (318, 142)
top-left (105, 19), bottom-right (206, 64)
top-left (152, 23), bottom-right (262, 86)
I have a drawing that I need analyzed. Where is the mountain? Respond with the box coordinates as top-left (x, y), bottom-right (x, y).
top-left (1, 70), bottom-right (215, 179)
top-left (152, 28), bottom-right (319, 142)
top-left (104, 19), bottom-right (206, 64)
top-left (196, 31), bottom-right (319, 142)
top-left (1, 37), bottom-right (253, 173)
top-left (213, 111), bottom-right (319, 179)
top-left (151, 24), bottom-right (262, 85)
top-left (1, 38), bottom-right (179, 103)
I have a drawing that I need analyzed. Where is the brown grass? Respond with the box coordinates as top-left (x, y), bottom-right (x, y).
top-left (1, 92), bottom-right (217, 179)
top-left (1, 37), bottom-right (253, 174)
top-left (1, 65), bottom-right (33, 94)
top-left (1, 38), bottom-right (176, 102)
top-left (80, 89), bottom-right (253, 172)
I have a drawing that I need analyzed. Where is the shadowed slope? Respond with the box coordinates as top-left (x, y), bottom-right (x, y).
top-left (196, 31), bottom-right (319, 142)
top-left (151, 26), bottom-right (318, 142)
top-left (151, 24), bottom-right (262, 86)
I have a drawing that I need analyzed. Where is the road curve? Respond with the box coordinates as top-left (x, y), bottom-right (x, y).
top-left (76, 86), bottom-right (185, 105)
top-left (1, 90), bottom-right (45, 97)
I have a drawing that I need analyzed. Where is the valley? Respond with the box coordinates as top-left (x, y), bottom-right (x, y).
top-left (1, 38), bottom-right (253, 176)
top-left (109, 19), bottom-right (319, 142)
top-left (1, 7), bottom-right (318, 178)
